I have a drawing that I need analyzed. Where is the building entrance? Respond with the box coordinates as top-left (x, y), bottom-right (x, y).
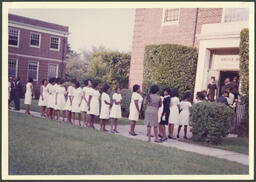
top-left (219, 71), bottom-right (239, 95)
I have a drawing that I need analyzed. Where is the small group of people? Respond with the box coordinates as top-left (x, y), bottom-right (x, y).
top-left (22, 77), bottom-right (123, 134)
top-left (194, 76), bottom-right (239, 112)
top-left (129, 84), bottom-right (192, 143)
top-left (8, 76), bottom-right (23, 111)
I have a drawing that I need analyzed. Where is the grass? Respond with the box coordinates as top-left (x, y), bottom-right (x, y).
top-left (179, 137), bottom-right (249, 155)
top-left (8, 111), bottom-right (248, 175)
top-left (9, 99), bottom-right (144, 125)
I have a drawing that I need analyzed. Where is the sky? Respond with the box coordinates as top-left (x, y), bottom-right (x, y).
top-left (8, 8), bottom-right (135, 53)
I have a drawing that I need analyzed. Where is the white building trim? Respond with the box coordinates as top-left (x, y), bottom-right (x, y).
top-left (8, 52), bottom-right (66, 63)
top-left (8, 21), bottom-right (69, 37)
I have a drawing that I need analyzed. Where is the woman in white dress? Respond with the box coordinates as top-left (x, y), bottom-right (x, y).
top-left (46, 78), bottom-right (56, 120)
top-left (80, 79), bottom-right (93, 127)
top-left (71, 81), bottom-right (82, 126)
top-left (100, 84), bottom-right (111, 132)
top-left (38, 79), bottom-right (48, 117)
top-left (52, 78), bottom-right (60, 120)
top-left (177, 92), bottom-right (192, 139)
top-left (110, 86), bottom-right (122, 133)
top-left (168, 88), bottom-right (180, 139)
top-left (24, 77), bottom-right (35, 114)
top-left (87, 81), bottom-right (100, 129)
top-left (65, 79), bottom-right (76, 123)
top-left (129, 84), bottom-right (143, 136)
top-left (55, 79), bottom-right (67, 121)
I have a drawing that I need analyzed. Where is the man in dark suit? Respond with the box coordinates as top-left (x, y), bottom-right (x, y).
top-left (14, 76), bottom-right (22, 110)
top-left (216, 90), bottom-right (229, 106)
top-left (9, 77), bottom-right (16, 107)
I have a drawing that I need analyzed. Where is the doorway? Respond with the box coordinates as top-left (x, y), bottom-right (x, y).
top-left (219, 71), bottom-right (239, 95)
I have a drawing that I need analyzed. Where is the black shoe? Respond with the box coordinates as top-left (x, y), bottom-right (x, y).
top-left (168, 135), bottom-right (172, 139)
top-left (176, 135), bottom-right (179, 138)
top-left (184, 136), bottom-right (188, 139)
top-left (158, 134), bottom-right (163, 138)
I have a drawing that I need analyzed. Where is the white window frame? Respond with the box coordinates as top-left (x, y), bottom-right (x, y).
top-left (161, 8), bottom-right (180, 26)
top-left (27, 61), bottom-right (39, 81)
top-left (47, 63), bottom-right (59, 79)
top-left (29, 32), bottom-right (41, 48)
top-left (221, 8), bottom-right (249, 23)
top-left (50, 36), bottom-right (60, 51)
top-left (8, 58), bottom-right (18, 77)
top-left (8, 28), bottom-right (20, 48)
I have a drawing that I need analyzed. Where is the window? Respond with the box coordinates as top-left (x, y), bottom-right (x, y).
top-left (48, 64), bottom-right (58, 79)
top-left (8, 58), bottom-right (18, 77)
top-left (30, 32), bottom-right (41, 48)
top-left (28, 62), bottom-right (39, 81)
top-left (50, 37), bottom-right (60, 51)
top-left (162, 8), bottom-right (180, 25)
top-left (8, 28), bottom-right (20, 47)
top-left (223, 8), bottom-right (249, 23)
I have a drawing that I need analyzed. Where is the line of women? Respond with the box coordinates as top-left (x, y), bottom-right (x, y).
top-left (24, 78), bottom-right (193, 142)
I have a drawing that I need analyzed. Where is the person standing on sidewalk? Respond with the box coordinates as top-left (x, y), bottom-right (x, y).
top-left (129, 84), bottom-right (143, 136)
top-left (9, 77), bottom-right (16, 109)
top-left (14, 76), bottom-right (22, 111)
top-left (110, 86), bottom-right (122, 133)
top-left (99, 84), bottom-right (111, 132)
top-left (24, 77), bottom-right (35, 114)
top-left (144, 85), bottom-right (162, 142)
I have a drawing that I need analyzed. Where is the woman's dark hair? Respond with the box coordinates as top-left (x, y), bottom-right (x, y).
top-left (133, 84), bottom-right (140, 92)
top-left (71, 79), bottom-right (77, 84)
top-left (16, 76), bottom-right (20, 81)
top-left (59, 79), bottom-right (65, 84)
top-left (75, 80), bottom-right (80, 88)
top-left (115, 86), bottom-right (121, 93)
top-left (92, 81), bottom-right (99, 89)
top-left (196, 91), bottom-right (205, 100)
top-left (211, 76), bottom-right (215, 81)
top-left (101, 84), bottom-right (110, 93)
top-left (163, 87), bottom-right (171, 96)
top-left (84, 79), bottom-right (92, 86)
top-left (183, 92), bottom-right (191, 101)
top-left (42, 79), bottom-right (47, 84)
top-left (170, 88), bottom-right (179, 97)
top-left (28, 77), bottom-right (33, 83)
top-left (149, 84), bottom-right (159, 94)
top-left (55, 78), bottom-right (61, 84)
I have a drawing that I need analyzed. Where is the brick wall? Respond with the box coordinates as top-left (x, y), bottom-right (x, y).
top-left (129, 8), bottom-right (223, 89)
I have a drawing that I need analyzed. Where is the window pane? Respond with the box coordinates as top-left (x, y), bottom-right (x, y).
top-left (165, 9), bottom-right (179, 23)
top-left (50, 37), bottom-right (59, 50)
top-left (8, 59), bottom-right (17, 77)
top-left (8, 29), bottom-right (19, 46)
top-left (30, 33), bottom-right (40, 46)
top-left (48, 64), bottom-right (57, 79)
top-left (28, 63), bottom-right (38, 80)
top-left (224, 8), bottom-right (249, 22)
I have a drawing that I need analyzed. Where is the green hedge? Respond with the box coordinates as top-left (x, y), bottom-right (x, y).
top-left (239, 28), bottom-right (249, 120)
top-left (120, 89), bottom-right (132, 117)
top-left (143, 44), bottom-right (198, 98)
top-left (189, 102), bottom-right (234, 145)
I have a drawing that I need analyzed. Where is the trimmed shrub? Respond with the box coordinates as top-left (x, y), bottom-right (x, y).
top-left (120, 89), bottom-right (132, 117)
top-left (189, 102), bottom-right (235, 145)
top-left (239, 28), bottom-right (249, 121)
top-left (143, 44), bottom-right (198, 98)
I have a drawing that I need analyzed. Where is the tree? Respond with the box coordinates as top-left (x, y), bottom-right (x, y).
top-left (86, 51), bottom-right (131, 88)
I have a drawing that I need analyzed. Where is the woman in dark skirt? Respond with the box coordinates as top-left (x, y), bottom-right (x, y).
top-left (159, 87), bottom-right (171, 141)
top-left (207, 76), bottom-right (217, 101)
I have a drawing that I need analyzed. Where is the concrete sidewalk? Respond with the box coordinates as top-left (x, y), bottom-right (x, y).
top-left (9, 108), bottom-right (249, 166)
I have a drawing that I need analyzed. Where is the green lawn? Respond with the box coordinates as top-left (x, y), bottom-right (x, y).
top-left (10, 99), bottom-right (144, 125)
top-left (8, 111), bottom-right (248, 175)
top-left (179, 137), bottom-right (249, 155)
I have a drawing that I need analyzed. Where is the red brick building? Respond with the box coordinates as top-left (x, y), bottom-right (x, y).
top-left (129, 8), bottom-right (249, 99)
top-left (8, 14), bottom-right (69, 95)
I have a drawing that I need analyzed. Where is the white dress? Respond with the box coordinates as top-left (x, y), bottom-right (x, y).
top-left (128, 92), bottom-right (143, 121)
top-left (24, 82), bottom-right (33, 105)
top-left (47, 83), bottom-right (56, 109)
top-left (65, 86), bottom-right (73, 111)
top-left (110, 93), bottom-right (122, 119)
top-left (56, 86), bottom-right (66, 110)
top-left (53, 84), bottom-right (59, 110)
top-left (178, 101), bottom-right (192, 125)
top-left (158, 96), bottom-right (164, 123)
top-left (71, 87), bottom-right (82, 113)
top-left (80, 87), bottom-right (93, 112)
top-left (38, 85), bottom-right (48, 106)
top-left (100, 92), bottom-right (111, 119)
top-left (88, 89), bottom-right (100, 116)
top-left (169, 96), bottom-right (180, 124)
